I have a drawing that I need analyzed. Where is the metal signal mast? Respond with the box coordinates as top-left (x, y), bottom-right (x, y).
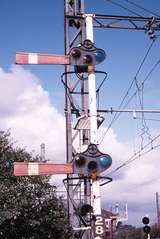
top-left (14, 1), bottom-right (160, 239)
top-left (63, 2), bottom-right (112, 238)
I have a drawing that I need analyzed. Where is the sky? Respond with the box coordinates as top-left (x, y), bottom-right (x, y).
top-left (1, 0), bottom-right (160, 227)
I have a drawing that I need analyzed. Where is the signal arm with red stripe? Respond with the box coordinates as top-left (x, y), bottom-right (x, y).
top-left (14, 162), bottom-right (73, 176)
top-left (16, 52), bottom-right (70, 65)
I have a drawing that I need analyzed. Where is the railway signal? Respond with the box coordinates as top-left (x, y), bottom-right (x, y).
top-left (70, 40), bottom-right (106, 66)
top-left (16, 41), bottom-right (106, 67)
top-left (74, 144), bottom-right (112, 178)
top-left (142, 216), bottom-right (151, 238)
top-left (14, 144), bottom-right (112, 177)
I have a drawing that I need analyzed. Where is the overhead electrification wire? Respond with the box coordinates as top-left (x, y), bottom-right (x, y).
top-left (108, 132), bottom-right (160, 176)
top-left (134, 39), bottom-right (155, 78)
top-left (99, 57), bottom-right (160, 145)
top-left (135, 117), bottom-right (160, 122)
top-left (134, 67), bottom-right (153, 149)
top-left (105, 0), bottom-right (143, 17)
top-left (120, 58), bottom-right (160, 111)
top-left (139, 82), bottom-right (153, 149)
top-left (123, 0), bottom-right (160, 18)
top-left (99, 39), bottom-right (157, 144)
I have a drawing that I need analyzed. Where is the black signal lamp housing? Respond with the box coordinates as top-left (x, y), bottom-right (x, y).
top-left (142, 216), bottom-right (150, 225)
top-left (70, 40), bottom-right (106, 66)
top-left (73, 144), bottom-right (112, 175)
top-left (142, 216), bottom-right (151, 235)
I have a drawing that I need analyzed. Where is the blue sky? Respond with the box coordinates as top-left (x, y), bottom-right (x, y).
top-left (1, 0), bottom-right (160, 227)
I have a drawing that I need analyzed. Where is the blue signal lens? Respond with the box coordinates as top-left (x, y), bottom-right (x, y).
top-left (99, 156), bottom-right (110, 167)
top-left (94, 50), bottom-right (106, 63)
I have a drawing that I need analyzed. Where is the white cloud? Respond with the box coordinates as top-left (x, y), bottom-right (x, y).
top-left (0, 65), bottom-right (66, 161)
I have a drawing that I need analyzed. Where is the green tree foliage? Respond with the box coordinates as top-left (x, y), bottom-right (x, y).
top-left (0, 130), bottom-right (72, 239)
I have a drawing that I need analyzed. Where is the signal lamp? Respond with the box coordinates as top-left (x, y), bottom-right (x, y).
top-left (143, 225), bottom-right (151, 234)
top-left (94, 50), bottom-right (106, 63)
top-left (100, 156), bottom-right (110, 167)
top-left (88, 161), bottom-right (97, 171)
top-left (75, 155), bottom-right (86, 166)
top-left (80, 204), bottom-right (93, 216)
top-left (72, 49), bottom-right (81, 58)
top-left (83, 55), bottom-right (92, 64)
top-left (142, 217), bottom-right (150, 225)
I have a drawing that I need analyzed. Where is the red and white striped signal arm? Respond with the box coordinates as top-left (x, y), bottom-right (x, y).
top-left (16, 52), bottom-right (70, 65)
top-left (14, 162), bottom-right (73, 176)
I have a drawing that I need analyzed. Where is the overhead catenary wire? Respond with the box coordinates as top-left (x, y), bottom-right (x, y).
top-left (105, 0), bottom-right (143, 17)
top-left (123, 0), bottom-right (160, 18)
top-left (99, 38), bottom-right (157, 144)
top-left (118, 58), bottom-right (160, 113)
top-left (135, 117), bottom-right (160, 122)
top-left (99, 57), bottom-right (160, 145)
top-left (108, 132), bottom-right (160, 176)
top-left (134, 75), bottom-right (153, 149)
top-left (109, 144), bottom-right (160, 175)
